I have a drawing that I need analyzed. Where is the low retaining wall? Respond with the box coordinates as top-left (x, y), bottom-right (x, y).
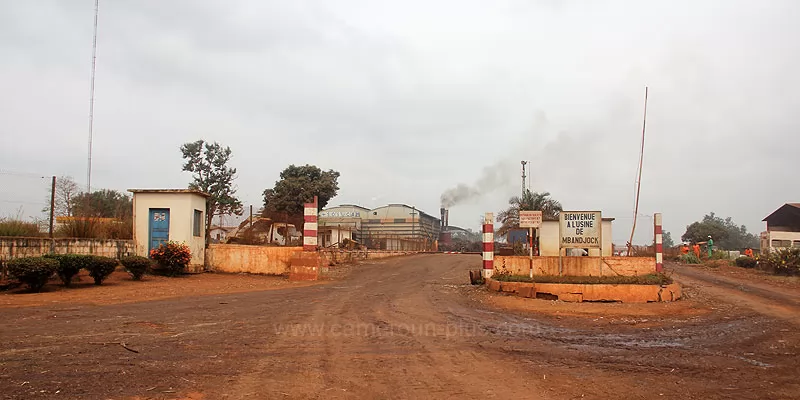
top-left (486, 277), bottom-right (681, 303)
top-left (206, 246), bottom-right (418, 276)
top-left (0, 237), bottom-right (134, 261)
top-left (205, 244), bottom-right (302, 275)
top-left (494, 256), bottom-right (656, 277)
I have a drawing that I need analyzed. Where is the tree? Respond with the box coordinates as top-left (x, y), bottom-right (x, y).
top-left (496, 190), bottom-right (562, 236)
top-left (71, 189), bottom-right (132, 218)
top-left (181, 140), bottom-right (243, 246)
top-left (662, 231), bottom-right (675, 248)
top-left (681, 212), bottom-right (758, 250)
top-left (42, 176), bottom-right (80, 217)
top-left (262, 164), bottom-right (340, 215)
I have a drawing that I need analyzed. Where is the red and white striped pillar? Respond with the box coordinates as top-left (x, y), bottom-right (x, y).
top-left (654, 212), bottom-right (663, 272)
top-left (303, 196), bottom-right (318, 252)
top-left (482, 212), bottom-right (494, 278)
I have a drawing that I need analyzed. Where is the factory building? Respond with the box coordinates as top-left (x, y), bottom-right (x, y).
top-left (317, 204), bottom-right (441, 251)
top-left (316, 204), bottom-right (369, 247)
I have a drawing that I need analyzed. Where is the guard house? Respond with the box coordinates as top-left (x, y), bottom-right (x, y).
top-left (129, 189), bottom-right (209, 272)
top-left (761, 203), bottom-right (800, 252)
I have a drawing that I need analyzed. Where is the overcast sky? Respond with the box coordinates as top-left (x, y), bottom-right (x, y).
top-left (1, 0), bottom-right (798, 244)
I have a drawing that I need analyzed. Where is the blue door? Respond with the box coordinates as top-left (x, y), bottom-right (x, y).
top-left (148, 208), bottom-right (170, 255)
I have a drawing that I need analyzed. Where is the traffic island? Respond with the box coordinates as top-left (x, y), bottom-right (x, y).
top-left (485, 275), bottom-right (681, 303)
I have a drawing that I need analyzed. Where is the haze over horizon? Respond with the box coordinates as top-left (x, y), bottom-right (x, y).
top-left (2, 0), bottom-right (798, 244)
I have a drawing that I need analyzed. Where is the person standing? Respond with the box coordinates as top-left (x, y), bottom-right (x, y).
top-left (744, 248), bottom-right (754, 258)
top-left (707, 235), bottom-right (714, 258)
top-left (693, 243), bottom-right (701, 258)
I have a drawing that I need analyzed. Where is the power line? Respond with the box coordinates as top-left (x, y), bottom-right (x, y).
top-left (0, 170), bottom-right (50, 179)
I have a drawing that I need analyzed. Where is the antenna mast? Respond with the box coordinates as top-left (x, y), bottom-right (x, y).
top-left (627, 87), bottom-right (649, 256)
top-left (521, 160), bottom-right (528, 197)
top-left (87, 0), bottom-right (99, 192)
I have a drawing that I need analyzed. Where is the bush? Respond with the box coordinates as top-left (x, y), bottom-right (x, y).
top-left (150, 241), bottom-right (191, 276)
top-left (120, 255), bottom-right (151, 280)
top-left (679, 253), bottom-right (701, 264)
top-left (0, 217), bottom-right (42, 237)
top-left (704, 259), bottom-right (731, 268)
top-left (7, 257), bottom-right (59, 292)
top-left (734, 256), bottom-right (757, 269)
top-left (44, 254), bottom-right (93, 286)
top-left (757, 248), bottom-right (800, 276)
top-left (85, 256), bottom-right (118, 285)
top-left (709, 250), bottom-right (731, 260)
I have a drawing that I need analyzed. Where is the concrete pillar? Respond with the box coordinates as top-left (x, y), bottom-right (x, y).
top-left (654, 212), bottom-right (663, 272)
top-left (482, 212), bottom-right (494, 278)
top-left (303, 196), bottom-right (318, 251)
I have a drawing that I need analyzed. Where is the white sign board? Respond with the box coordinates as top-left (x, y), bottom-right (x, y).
top-left (519, 210), bottom-right (543, 228)
top-left (559, 211), bottom-right (602, 248)
top-left (319, 211), bottom-right (361, 218)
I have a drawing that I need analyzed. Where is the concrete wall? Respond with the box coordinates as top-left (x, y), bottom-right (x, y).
top-left (494, 255), bottom-right (656, 277)
top-left (486, 278), bottom-right (681, 303)
top-left (0, 237), bottom-right (134, 262)
top-left (204, 245), bottom-right (416, 275)
top-left (205, 244), bottom-right (302, 275)
top-left (132, 192), bottom-right (207, 268)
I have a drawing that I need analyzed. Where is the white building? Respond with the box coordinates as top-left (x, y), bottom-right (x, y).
top-left (129, 189), bottom-right (209, 272)
top-left (761, 203), bottom-right (800, 252)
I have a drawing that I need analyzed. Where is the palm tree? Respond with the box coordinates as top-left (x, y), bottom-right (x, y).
top-left (496, 190), bottom-right (562, 236)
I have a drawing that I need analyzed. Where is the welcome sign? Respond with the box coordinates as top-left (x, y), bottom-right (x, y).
top-left (559, 211), bottom-right (601, 248)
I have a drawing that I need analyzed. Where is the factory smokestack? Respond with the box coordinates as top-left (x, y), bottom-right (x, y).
top-left (445, 210), bottom-right (449, 227)
top-left (440, 208), bottom-right (446, 228)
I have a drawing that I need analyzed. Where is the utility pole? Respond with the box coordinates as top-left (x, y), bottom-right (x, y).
top-left (49, 176), bottom-right (56, 239)
top-left (410, 206), bottom-right (417, 251)
top-left (521, 160), bottom-right (528, 197)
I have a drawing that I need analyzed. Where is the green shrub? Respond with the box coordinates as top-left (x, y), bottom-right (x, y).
top-left (85, 256), bottom-right (118, 285)
top-left (709, 250), bottom-right (731, 260)
top-left (734, 256), bottom-right (757, 269)
top-left (679, 253), bottom-right (701, 264)
top-left (149, 241), bottom-right (191, 276)
top-left (120, 255), bottom-right (151, 280)
top-left (43, 254), bottom-right (93, 286)
top-left (7, 257), bottom-right (59, 292)
top-left (757, 248), bottom-right (800, 276)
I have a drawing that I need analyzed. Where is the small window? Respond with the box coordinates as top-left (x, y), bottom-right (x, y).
top-left (793, 241), bottom-right (800, 248)
top-left (394, 218), bottom-right (406, 223)
top-left (193, 210), bottom-right (203, 237)
top-left (771, 239), bottom-right (791, 248)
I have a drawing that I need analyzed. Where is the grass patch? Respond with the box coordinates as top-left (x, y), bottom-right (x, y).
top-left (492, 273), bottom-right (672, 285)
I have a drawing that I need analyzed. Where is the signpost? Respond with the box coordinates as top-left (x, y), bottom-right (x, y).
top-left (558, 211), bottom-right (602, 275)
top-left (519, 211), bottom-right (543, 278)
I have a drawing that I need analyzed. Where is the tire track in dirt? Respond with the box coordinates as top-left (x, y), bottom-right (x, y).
top-left (670, 265), bottom-right (800, 326)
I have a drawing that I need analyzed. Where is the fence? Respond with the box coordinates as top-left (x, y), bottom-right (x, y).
top-left (0, 236), bottom-right (134, 279)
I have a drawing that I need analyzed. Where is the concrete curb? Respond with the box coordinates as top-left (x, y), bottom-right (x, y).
top-left (485, 277), bottom-right (682, 303)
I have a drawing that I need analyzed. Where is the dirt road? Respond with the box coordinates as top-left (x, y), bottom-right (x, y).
top-left (2, 255), bottom-right (798, 399)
